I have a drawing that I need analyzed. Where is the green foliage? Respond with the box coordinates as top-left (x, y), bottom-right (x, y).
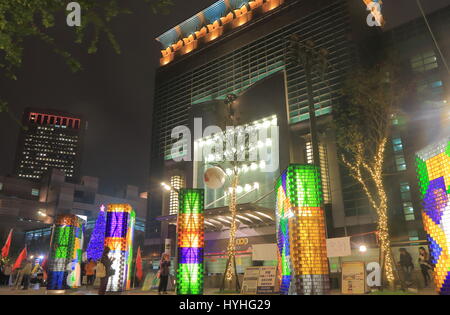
top-left (0, 0), bottom-right (173, 119)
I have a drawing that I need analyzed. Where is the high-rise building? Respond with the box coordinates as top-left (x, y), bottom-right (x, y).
top-left (148, 0), bottom-right (375, 252)
top-left (13, 108), bottom-right (85, 182)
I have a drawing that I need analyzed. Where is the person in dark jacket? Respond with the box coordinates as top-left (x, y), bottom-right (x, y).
top-left (399, 248), bottom-right (414, 283)
top-left (98, 247), bottom-right (114, 295)
top-left (158, 253), bottom-right (171, 295)
top-left (418, 247), bottom-right (433, 287)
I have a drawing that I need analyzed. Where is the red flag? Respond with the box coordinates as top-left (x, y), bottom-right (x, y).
top-left (136, 246), bottom-right (143, 281)
top-left (12, 247), bottom-right (27, 271)
top-left (1, 229), bottom-right (13, 258)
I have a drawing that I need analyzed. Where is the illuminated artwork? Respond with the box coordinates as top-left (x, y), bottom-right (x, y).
top-left (104, 204), bottom-right (135, 292)
top-left (47, 214), bottom-right (83, 293)
top-left (416, 137), bottom-right (450, 295)
top-left (177, 189), bottom-right (205, 295)
top-left (86, 205), bottom-right (106, 262)
top-left (275, 164), bottom-right (329, 295)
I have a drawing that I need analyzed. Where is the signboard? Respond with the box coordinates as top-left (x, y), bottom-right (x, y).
top-left (252, 244), bottom-right (278, 261)
top-left (257, 266), bottom-right (277, 294)
top-left (241, 267), bottom-right (260, 294)
top-left (326, 237), bottom-right (351, 258)
top-left (241, 266), bottom-right (278, 294)
top-left (341, 261), bottom-right (366, 294)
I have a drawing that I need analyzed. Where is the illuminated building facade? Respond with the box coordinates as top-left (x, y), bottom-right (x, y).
top-left (148, 0), bottom-right (450, 285)
top-left (105, 204), bottom-right (135, 292)
top-left (416, 138), bottom-right (450, 295)
top-left (177, 189), bottom-right (205, 295)
top-left (14, 108), bottom-right (85, 182)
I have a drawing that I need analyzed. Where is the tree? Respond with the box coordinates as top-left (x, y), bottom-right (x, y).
top-left (86, 206), bottom-right (106, 262)
top-left (0, 0), bottom-right (173, 122)
top-left (334, 61), bottom-right (406, 289)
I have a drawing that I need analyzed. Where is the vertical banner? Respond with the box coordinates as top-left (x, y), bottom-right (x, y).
top-left (276, 164), bottom-right (329, 295)
top-left (47, 214), bottom-right (81, 293)
top-left (416, 137), bottom-right (450, 295)
top-left (177, 189), bottom-right (205, 295)
top-left (104, 204), bottom-right (134, 292)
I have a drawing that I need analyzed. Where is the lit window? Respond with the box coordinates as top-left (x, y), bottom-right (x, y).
top-left (408, 230), bottom-right (419, 241)
top-left (411, 51), bottom-right (438, 73)
top-left (31, 188), bottom-right (40, 196)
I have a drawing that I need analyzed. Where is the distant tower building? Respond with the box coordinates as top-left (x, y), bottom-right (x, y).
top-left (13, 108), bottom-right (85, 182)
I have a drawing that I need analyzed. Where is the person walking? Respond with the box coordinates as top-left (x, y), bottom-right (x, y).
top-left (85, 259), bottom-right (97, 286)
top-left (418, 247), bottom-right (433, 287)
top-left (158, 253), bottom-right (171, 295)
top-left (399, 248), bottom-right (414, 284)
top-left (97, 247), bottom-right (114, 295)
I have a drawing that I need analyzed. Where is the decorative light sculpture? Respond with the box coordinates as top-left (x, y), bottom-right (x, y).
top-left (47, 214), bottom-right (82, 293)
top-left (416, 137), bottom-right (450, 295)
top-left (104, 204), bottom-right (134, 293)
top-left (86, 205), bottom-right (106, 262)
top-left (125, 211), bottom-right (136, 290)
top-left (177, 189), bottom-right (205, 295)
top-left (67, 217), bottom-right (85, 288)
top-left (275, 180), bottom-right (293, 295)
top-left (275, 164), bottom-right (329, 295)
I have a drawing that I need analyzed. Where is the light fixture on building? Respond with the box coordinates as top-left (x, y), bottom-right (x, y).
top-left (359, 245), bottom-right (368, 253)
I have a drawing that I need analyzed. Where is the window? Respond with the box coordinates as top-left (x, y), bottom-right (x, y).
top-left (392, 137), bottom-right (407, 171)
top-left (408, 230), bottom-right (419, 241)
top-left (31, 188), bottom-right (39, 196)
top-left (0, 182), bottom-right (3, 191)
top-left (411, 51), bottom-right (438, 73)
top-left (403, 202), bottom-right (415, 221)
top-left (400, 182), bottom-right (411, 200)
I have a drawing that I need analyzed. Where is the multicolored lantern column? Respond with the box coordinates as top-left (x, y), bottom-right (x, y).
top-left (125, 211), bottom-right (136, 290)
top-left (177, 189), bottom-right (205, 295)
top-left (47, 214), bottom-right (83, 293)
top-left (416, 137), bottom-right (450, 295)
top-left (104, 204), bottom-right (135, 293)
top-left (275, 164), bottom-right (329, 295)
top-left (67, 217), bottom-right (85, 288)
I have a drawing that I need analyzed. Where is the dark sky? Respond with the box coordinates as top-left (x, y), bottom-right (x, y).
top-left (0, 0), bottom-right (449, 195)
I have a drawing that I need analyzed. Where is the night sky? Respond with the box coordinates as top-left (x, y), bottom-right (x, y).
top-left (0, 0), bottom-right (449, 195)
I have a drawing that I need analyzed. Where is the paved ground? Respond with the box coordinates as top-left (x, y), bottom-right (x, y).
top-left (0, 286), bottom-right (438, 295)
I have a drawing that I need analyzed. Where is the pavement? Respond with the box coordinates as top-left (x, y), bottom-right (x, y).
top-left (0, 286), bottom-right (438, 295)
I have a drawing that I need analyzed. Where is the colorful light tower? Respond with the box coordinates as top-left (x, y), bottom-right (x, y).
top-left (104, 204), bottom-right (135, 293)
top-left (416, 137), bottom-right (450, 295)
top-left (47, 214), bottom-right (83, 293)
top-left (177, 189), bottom-right (205, 295)
top-left (275, 164), bottom-right (329, 295)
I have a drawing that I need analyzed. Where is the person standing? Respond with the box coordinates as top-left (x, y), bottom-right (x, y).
top-left (98, 247), bottom-right (114, 295)
top-left (158, 253), bottom-right (171, 295)
top-left (2, 264), bottom-right (12, 287)
top-left (20, 260), bottom-right (33, 290)
top-left (399, 248), bottom-right (414, 284)
top-left (418, 247), bottom-right (433, 287)
top-left (85, 259), bottom-right (97, 286)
